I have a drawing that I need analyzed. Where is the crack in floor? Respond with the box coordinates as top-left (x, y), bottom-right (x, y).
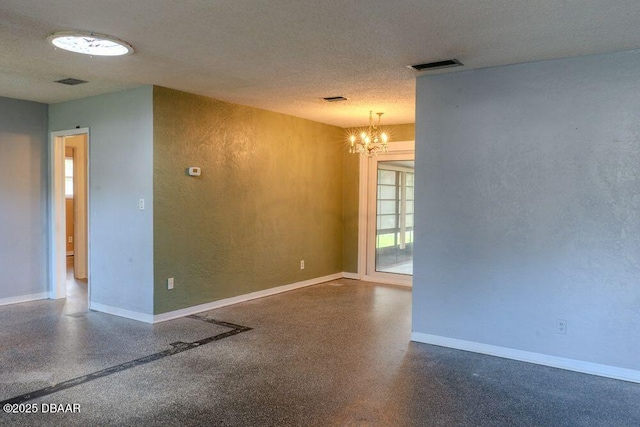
top-left (0, 315), bottom-right (252, 405)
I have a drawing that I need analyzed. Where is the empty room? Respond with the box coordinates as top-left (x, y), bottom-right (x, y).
top-left (1, 1), bottom-right (639, 425)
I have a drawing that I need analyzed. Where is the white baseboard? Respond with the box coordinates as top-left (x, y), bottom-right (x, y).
top-left (343, 272), bottom-right (413, 287)
top-left (0, 292), bottom-right (49, 307)
top-left (411, 332), bottom-right (640, 384)
top-left (90, 302), bottom-right (154, 324)
top-left (153, 272), bottom-right (344, 323)
top-left (362, 274), bottom-right (412, 287)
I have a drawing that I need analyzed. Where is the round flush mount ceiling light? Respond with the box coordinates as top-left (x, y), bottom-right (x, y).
top-left (47, 31), bottom-right (133, 56)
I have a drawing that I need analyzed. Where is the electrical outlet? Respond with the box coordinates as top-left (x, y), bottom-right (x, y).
top-left (300, 260), bottom-right (305, 270)
top-left (167, 277), bottom-right (174, 290)
top-left (68, 236), bottom-right (73, 243)
top-left (556, 319), bottom-right (567, 335)
top-left (139, 198), bottom-right (145, 210)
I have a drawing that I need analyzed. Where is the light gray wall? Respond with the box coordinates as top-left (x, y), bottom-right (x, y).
top-left (414, 50), bottom-right (640, 371)
top-left (49, 86), bottom-right (154, 315)
top-left (0, 97), bottom-right (48, 300)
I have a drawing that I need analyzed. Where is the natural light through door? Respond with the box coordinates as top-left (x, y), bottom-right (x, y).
top-left (375, 161), bottom-right (414, 275)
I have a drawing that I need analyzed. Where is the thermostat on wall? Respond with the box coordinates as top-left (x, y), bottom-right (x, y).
top-left (188, 167), bottom-right (202, 177)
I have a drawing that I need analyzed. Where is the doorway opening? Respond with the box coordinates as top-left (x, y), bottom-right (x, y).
top-left (374, 160), bottom-right (414, 275)
top-left (50, 129), bottom-right (89, 309)
top-left (358, 140), bottom-right (414, 286)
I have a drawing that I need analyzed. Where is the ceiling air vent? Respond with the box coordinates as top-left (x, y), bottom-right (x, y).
top-left (323, 96), bottom-right (348, 102)
top-left (55, 78), bottom-right (88, 86)
top-left (408, 59), bottom-right (463, 71)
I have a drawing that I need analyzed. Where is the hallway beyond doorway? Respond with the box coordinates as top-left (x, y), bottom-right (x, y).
top-left (64, 255), bottom-right (87, 315)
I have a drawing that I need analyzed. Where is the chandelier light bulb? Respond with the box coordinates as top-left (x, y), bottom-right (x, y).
top-left (347, 110), bottom-right (390, 156)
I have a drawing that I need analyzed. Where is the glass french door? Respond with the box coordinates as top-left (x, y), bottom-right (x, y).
top-left (375, 161), bottom-right (414, 275)
top-left (365, 152), bottom-right (414, 285)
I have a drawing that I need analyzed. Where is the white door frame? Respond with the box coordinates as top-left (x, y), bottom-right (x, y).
top-left (49, 128), bottom-right (90, 299)
top-left (357, 140), bottom-right (414, 286)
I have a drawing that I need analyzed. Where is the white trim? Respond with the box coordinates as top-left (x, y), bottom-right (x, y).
top-left (362, 274), bottom-right (412, 287)
top-left (0, 292), bottom-right (49, 307)
top-left (358, 142), bottom-right (415, 284)
top-left (153, 273), bottom-right (343, 323)
top-left (357, 153), bottom-right (368, 276)
top-left (411, 332), bottom-right (640, 384)
top-left (90, 302), bottom-right (154, 323)
top-left (49, 133), bottom-right (67, 299)
top-left (49, 128), bottom-right (90, 301)
top-left (387, 140), bottom-right (415, 152)
top-left (342, 272), bottom-right (360, 280)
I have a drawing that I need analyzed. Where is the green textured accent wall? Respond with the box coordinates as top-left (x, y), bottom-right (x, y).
top-left (342, 151), bottom-right (360, 273)
top-left (386, 123), bottom-right (415, 142)
top-left (341, 123), bottom-right (415, 274)
top-left (153, 87), bottom-right (345, 314)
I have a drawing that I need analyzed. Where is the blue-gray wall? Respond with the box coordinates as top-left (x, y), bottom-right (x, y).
top-left (49, 86), bottom-right (154, 316)
top-left (0, 97), bottom-right (48, 301)
top-left (414, 50), bottom-right (640, 371)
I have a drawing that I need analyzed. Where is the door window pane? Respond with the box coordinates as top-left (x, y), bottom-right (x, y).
top-left (406, 201), bottom-right (414, 214)
top-left (379, 214), bottom-right (397, 229)
top-left (406, 173), bottom-right (414, 186)
top-left (378, 170), bottom-right (396, 185)
top-left (378, 185), bottom-right (397, 199)
top-left (378, 201), bottom-right (398, 215)
top-left (406, 186), bottom-right (414, 200)
top-left (406, 214), bottom-right (414, 227)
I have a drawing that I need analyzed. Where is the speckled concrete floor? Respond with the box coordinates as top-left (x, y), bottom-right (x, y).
top-left (1, 279), bottom-right (639, 426)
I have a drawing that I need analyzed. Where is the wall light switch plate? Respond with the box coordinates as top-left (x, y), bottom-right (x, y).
top-left (188, 167), bottom-right (202, 176)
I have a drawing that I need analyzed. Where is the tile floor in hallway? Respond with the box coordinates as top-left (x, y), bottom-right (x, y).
top-left (1, 279), bottom-right (639, 426)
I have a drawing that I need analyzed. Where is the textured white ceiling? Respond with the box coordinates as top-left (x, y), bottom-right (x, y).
top-left (1, 0), bottom-right (640, 127)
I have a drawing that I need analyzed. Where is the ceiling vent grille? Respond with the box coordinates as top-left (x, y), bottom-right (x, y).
top-left (55, 78), bottom-right (88, 86)
top-left (408, 59), bottom-right (463, 71)
top-left (323, 96), bottom-right (349, 102)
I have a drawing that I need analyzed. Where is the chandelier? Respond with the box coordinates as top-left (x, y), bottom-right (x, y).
top-left (349, 111), bottom-right (389, 156)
